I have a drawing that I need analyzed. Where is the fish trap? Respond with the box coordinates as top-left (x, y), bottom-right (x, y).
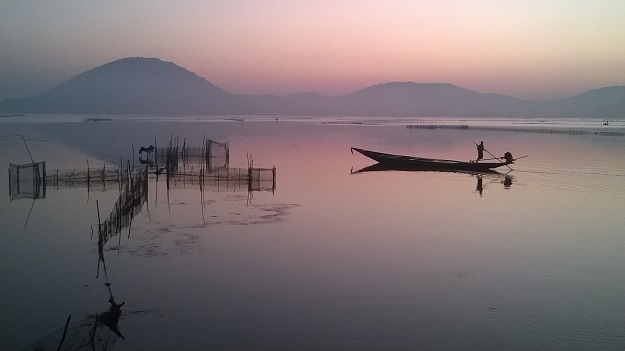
top-left (8, 162), bottom-right (46, 201)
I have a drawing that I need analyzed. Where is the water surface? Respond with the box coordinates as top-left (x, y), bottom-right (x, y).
top-left (1, 116), bottom-right (624, 350)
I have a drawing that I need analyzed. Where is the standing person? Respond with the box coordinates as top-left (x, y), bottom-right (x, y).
top-left (476, 141), bottom-right (484, 162)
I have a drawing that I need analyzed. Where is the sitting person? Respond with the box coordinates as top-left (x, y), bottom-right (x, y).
top-left (502, 152), bottom-right (514, 164)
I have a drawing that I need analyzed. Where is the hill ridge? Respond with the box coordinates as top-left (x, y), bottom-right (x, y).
top-left (1, 57), bottom-right (624, 117)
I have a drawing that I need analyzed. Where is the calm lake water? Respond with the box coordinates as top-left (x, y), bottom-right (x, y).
top-left (1, 116), bottom-right (624, 350)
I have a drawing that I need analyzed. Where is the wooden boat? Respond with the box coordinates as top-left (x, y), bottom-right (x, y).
top-left (351, 147), bottom-right (514, 172)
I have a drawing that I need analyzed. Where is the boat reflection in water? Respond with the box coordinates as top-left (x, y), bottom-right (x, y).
top-left (350, 147), bottom-right (519, 196)
top-left (476, 173), bottom-right (513, 196)
top-left (351, 162), bottom-right (513, 196)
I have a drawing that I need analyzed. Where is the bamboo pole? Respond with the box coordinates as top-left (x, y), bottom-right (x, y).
top-left (154, 137), bottom-right (158, 171)
top-left (42, 162), bottom-right (47, 198)
top-left (21, 136), bottom-right (35, 165)
top-left (87, 159), bottom-right (90, 192)
top-left (90, 313), bottom-right (98, 351)
top-left (55, 314), bottom-right (72, 351)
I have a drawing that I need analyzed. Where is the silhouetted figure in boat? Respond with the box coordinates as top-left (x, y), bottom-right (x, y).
top-left (502, 152), bottom-right (514, 164)
top-left (476, 141), bottom-right (484, 162)
top-left (475, 141), bottom-right (484, 162)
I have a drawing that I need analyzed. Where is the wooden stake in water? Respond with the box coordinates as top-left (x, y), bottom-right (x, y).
top-left (96, 200), bottom-right (102, 235)
top-left (21, 136), bottom-right (35, 165)
top-left (55, 314), bottom-right (72, 351)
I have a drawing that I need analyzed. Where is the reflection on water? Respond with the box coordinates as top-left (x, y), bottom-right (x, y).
top-left (6, 137), bottom-right (279, 350)
top-left (503, 174), bottom-right (512, 189)
top-left (352, 162), bottom-right (514, 197)
top-left (23, 282), bottom-right (125, 351)
top-left (476, 175), bottom-right (483, 195)
top-left (1, 119), bottom-right (624, 351)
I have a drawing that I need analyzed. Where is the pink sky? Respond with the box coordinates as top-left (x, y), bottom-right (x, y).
top-left (1, 1), bottom-right (624, 100)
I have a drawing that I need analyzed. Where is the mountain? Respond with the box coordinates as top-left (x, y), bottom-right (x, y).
top-left (329, 83), bottom-right (625, 117)
top-left (1, 57), bottom-right (624, 117)
top-left (543, 86), bottom-right (625, 117)
top-left (0, 57), bottom-right (237, 114)
top-left (330, 82), bottom-right (527, 117)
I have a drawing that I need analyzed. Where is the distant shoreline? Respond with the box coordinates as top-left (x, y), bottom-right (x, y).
top-left (406, 123), bottom-right (625, 137)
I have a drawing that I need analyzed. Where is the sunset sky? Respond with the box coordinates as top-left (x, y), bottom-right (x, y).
top-left (1, 0), bottom-right (624, 101)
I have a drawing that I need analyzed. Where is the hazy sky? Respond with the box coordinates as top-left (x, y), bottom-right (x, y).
top-left (1, 0), bottom-right (624, 101)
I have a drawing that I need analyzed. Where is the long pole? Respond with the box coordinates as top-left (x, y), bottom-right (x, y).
top-left (473, 141), bottom-right (513, 171)
top-left (55, 315), bottom-right (72, 351)
top-left (21, 136), bottom-right (35, 164)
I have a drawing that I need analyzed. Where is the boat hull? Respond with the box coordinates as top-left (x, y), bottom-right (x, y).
top-left (351, 147), bottom-right (512, 172)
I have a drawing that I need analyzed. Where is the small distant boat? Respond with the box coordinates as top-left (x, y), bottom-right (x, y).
top-left (351, 147), bottom-right (514, 172)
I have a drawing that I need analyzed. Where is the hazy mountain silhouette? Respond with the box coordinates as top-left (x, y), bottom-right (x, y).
top-left (1, 57), bottom-right (624, 117)
top-left (0, 57), bottom-right (237, 114)
top-left (543, 86), bottom-right (625, 117)
top-left (329, 82), bottom-right (529, 117)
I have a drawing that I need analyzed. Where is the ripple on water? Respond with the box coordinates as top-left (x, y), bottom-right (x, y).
top-left (518, 168), bottom-right (625, 199)
top-left (490, 308), bottom-right (625, 349)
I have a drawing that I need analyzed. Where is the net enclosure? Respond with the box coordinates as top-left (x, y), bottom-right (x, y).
top-left (248, 166), bottom-right (276, 192)
top-left (8, 162), bottom-right (46, 201)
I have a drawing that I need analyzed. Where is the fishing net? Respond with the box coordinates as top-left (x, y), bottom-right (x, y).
top-left (44, 167), bottom-right (126, 192)
top-left (205, 140), bottom-right (229, 161)
top-left (21, 315), bottom-right (121, 351)
top-left (8, 162), bottom-right (46, 201)
top-left (153, 140), bottom-right (229, 170)
top-left (203, 140), bottom-right (229, 170)
top-left (98, 169), bottom-right (148, 248)
top-left (248, 167), bottom-right (276, 192)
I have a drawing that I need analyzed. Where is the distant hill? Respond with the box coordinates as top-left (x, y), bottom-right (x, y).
top-left (329, 82), bottom-right (528, 117)
top-left (543, 86), bottom-right (625, 117)
top-left (0, 57), bottom-right (237, 114)
top-left (1, 57), bottom-right (624, 117)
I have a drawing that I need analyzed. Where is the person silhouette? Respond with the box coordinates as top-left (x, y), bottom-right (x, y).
top-left (476, 141), bottom-right (484, 162)
top-left (502, 152), bottom-right (514, 164)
